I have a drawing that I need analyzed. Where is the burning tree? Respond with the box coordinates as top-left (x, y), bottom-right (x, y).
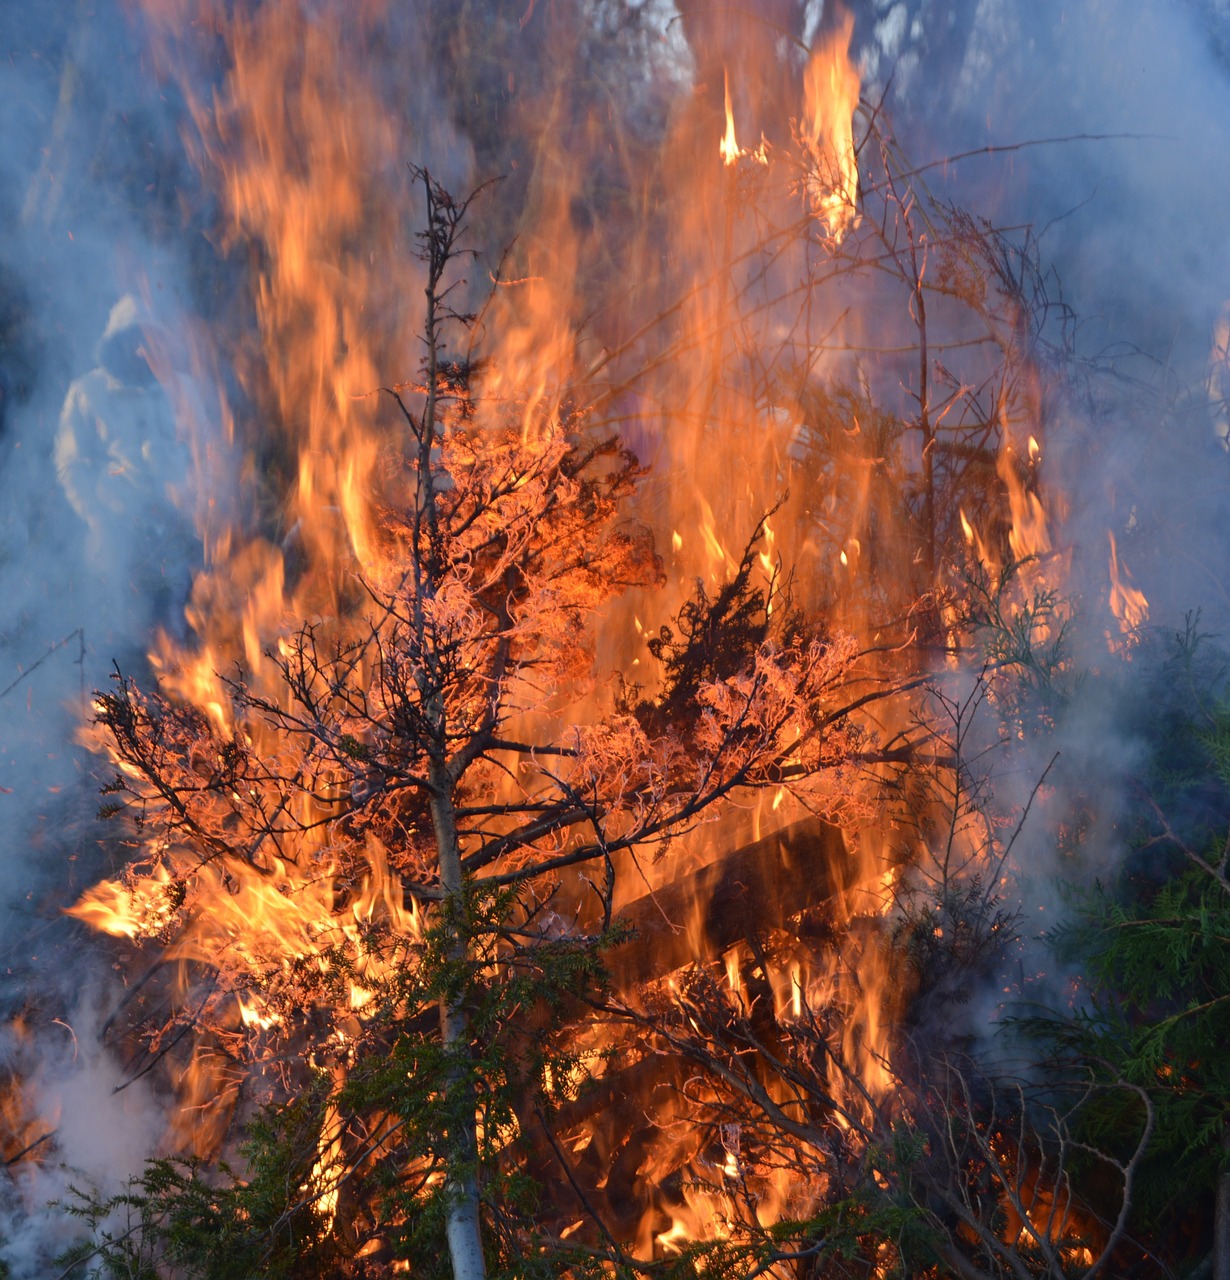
top-left (5, 4), bottom-right (1189, 1278)
top-left (65, 170), bottom-right (869, 1279)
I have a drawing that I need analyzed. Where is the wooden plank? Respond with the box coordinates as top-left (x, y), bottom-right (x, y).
top-left (608, 817), bottom-right (850, 986)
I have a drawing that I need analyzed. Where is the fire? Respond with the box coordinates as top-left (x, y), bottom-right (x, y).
top-left (1108, 531), bottom-right (1149, 634)
top-left (719, 68), bottom-right (767, 168)
top-left (720, 70), bottom-right (740, 167)
top-left (65, 859), bottom-right (181, 941)
top-left (958, 435), bottom-right (1071, 662)
top-left (68, 835), bottom-right (422, 1032)
top-left (697, 493), bottom-right (736, 580)
top-left (58, 9), bottom-right (440, 1169)
top-left (1001, 444), bottom-right (1051, 563)
top-left (802, 9), bottom-right (861, 241)
top-left (31, 0), bottom-right (1103, 1271)
top-left (0, 1017), bottom-right (57, 1169)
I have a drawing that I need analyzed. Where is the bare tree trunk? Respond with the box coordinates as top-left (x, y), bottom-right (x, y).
top-left (416, 169), bottom-right (486, 1280)
top-left (1214, 1124), bottom-right (1230, 1280)
top-left (431, 768), bottom-right (487, 1280)
top-left (438, 997), bottom-right (486, 1280)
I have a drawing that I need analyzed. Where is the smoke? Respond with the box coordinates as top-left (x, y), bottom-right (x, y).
top-left (0, 997), bottom-right (164, 1280)
top-left (0, 5), bottom-right (232, 1263)
top-left (861, 0), bottom-right (1230, 385)
top-left (0, 2), bottom-right (211, 897)
top-left (857, 0), bottom-right (1230, 1055)
top-left (1, 0), bottom-right (1229, 1259)
top-left (788, 0), bottom-right (1230, 1065)
top-left (0, 0), bottom-right (475, 1259)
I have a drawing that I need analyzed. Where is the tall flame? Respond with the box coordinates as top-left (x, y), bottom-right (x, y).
top-left (803, 10), bottom-right (861, 241)
top-left (1108, 531), bottom-right (1149, 634)
top-left (720, 69), bottom-right (741, 166)
top-left (45, 0), bottom-right (1090, 1263)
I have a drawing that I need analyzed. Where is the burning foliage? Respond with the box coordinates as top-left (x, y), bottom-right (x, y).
top-left (61, 166), bottom-right (872, 1277)
top-left (5, 2), bottom-right (1227, 1279)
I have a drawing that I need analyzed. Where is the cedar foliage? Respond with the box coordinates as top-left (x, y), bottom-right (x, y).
top-left (1041, 621), bottom-right (1230, 1261)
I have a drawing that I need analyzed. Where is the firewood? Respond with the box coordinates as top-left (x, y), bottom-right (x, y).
top-left (608, 818), bottom-right (850, 986)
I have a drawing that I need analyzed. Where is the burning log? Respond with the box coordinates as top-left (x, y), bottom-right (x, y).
top-left (608, 817), bottom-right (851, 988)
top-left (501, 820), bottom-right (856, 1245)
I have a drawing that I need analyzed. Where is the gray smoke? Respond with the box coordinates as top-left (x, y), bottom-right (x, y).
top-left (856, 0), bottom-right (1230, 1058)
top-left (0, 6), bottom-right (229, 1270)
top-left (1, 0), bottom-right (1229, 1267)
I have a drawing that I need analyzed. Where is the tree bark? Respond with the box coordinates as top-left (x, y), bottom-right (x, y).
top-left (1214, 1123), bottom-right (1230, 1280)
top-left (439, 983), bottom-right (487, 1280)
top-left (431, 766), bottom-right (488, 1280)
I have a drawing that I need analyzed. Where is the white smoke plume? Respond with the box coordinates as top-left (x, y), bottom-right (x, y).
top-left (0, 6), bottom-right (231, 1267)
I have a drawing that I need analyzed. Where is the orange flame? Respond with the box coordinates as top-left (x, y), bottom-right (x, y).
top-left (1108, 531), bottom-right (1148, 634)
top-left (720, 70), bottom-right (741, 167)
top-left (47, 0), bottom-right (1079, 1261)
top-left (1001, 445), bottom-right (1051, 563)
top-left (802, 11), bottom-right (860, 241)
